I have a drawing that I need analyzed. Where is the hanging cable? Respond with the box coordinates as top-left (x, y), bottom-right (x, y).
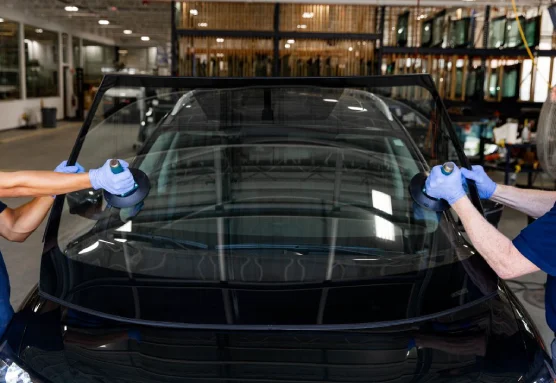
top-left (510, 0), bottom-right (550, 86)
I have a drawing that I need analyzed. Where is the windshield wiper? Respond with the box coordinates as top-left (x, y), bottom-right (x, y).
top-left (114, 232), bottom-right (208, 250)
top-left (219, 244), bottom-right (401, 257)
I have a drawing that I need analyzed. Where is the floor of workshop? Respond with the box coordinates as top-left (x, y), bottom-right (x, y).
top-left (0, 124), bottom-right (552, 348)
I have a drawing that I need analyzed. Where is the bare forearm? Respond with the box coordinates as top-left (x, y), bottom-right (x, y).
top-left (0, 172), bottom-right (91, 197)
top-left (10, 197), bottom-right (54, 238)
top-left (490, 184), bottom-right (556, 218)
top-left (452, 197), bottom-right (539, 279)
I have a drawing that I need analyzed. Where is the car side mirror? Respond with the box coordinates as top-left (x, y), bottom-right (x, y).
top-left (66, 189), bottom-right (105, 220)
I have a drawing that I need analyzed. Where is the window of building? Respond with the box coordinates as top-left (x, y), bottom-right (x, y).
top-left (24, 25), bottom-right (59, 98)
top-left (0, 18), bottom-right (21, 100)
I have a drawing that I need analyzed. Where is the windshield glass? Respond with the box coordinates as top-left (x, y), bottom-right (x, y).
top-left (41, 76), bottom-right (495, 327)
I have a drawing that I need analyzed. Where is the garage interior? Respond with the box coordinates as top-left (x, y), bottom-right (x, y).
top-left (0, 0), bottom-right (554, 356)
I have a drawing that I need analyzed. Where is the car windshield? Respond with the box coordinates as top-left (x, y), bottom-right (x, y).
top-left (41, 75), bottom-right (496, 328)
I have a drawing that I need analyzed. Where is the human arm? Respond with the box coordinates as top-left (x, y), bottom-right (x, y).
top-left (490, 184), bottom-right (556, 219)
top-left (0, 198), bottom-right (56, 242)
top-left (451, 197), bottom-right (539, 279)
top-left (426, 164), bottom-right (540, 279)
top-left (0, 171), bottom-right (91, 198)
top-left (0, 161), bottom-right (86, 242)
top-left (461, 165), bottom-right (556, 218)
top-left (0, 159), bottom-right (135, 198)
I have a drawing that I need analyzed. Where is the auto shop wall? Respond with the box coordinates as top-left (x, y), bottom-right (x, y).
top-left (0, 6), bottom-right (115, 131)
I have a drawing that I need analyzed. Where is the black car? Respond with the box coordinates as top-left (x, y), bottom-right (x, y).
top-left (0, 75), bottom-right (552, 383)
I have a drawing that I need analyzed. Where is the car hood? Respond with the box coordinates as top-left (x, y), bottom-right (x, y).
top-left (5, 284), bottom-right (547, 383)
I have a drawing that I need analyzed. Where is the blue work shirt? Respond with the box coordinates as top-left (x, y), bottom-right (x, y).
top-left (513, 202), bottom-right (556, 333)
top-left (0, 201), bottom-right (14, 337)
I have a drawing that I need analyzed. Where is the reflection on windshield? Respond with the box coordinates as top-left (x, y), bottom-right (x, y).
top-left (47, 83), bottom-right (492, 326)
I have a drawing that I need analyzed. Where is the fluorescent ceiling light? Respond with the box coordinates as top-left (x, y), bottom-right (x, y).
top-left (302, 12), bottom-right (314, 18)
top-left (141, 36), bottom-right (150, 41)
top-left (372, 190), bottom-right (393, 215)
top-left (123, 29), bottom-right (132, 34)
top-left (375, 216), bottom-right (395, 242)
top-left (116, 221), bottom-right (132, 232)
top-left (287, 39), bottom-right (295, 44)
top-left (114, 238), bottom-right (127, 243)
top-left (98, 19), bottom-right (110, 25)
top-left (323, 99), bottom-right (338, 102)
top-left (297, 24), bottom-right (307, 29)
top-left (190, 9), bottom-right (198, 15)
top-left (198, 22), bottom-right (208, 27)
top-left (78, 241), bottom-right (99, 255)
top-left (65, 5), bottom-right (79, 12)
top-left (216, 38), bottom-right (224, 43)
top-left (35, 28), bottom-right (43, 33)
top-left (348, 106), bottom-right (367, 112)
top-left (284, 43), bottom-right (291, 49)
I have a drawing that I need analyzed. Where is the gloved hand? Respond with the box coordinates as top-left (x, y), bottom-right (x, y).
top-left (52, 160), bottom-right (85, 198)
top-left (460, 165), bottom-right (497, 199)
top-left (425, 163), bottom-right (467, 205)
top-left (54, 160), bottom-right (85, 174)
top-left (89, 159), bottom-right (135, 195)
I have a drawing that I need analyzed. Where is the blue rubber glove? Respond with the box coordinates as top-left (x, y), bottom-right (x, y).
top-left (53, 160), bottom-right (85, 198)
top-left (54, 160), bottom-right (85, 174)
top-left (424, 163), bottom-right (467, 205)
top-left (89, 159), bottom-right (135, 195)
top-left (460, 165), bottom-right (497, 199)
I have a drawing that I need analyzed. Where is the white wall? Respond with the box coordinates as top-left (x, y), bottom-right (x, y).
top-left (0, 97), bottom-right (63, 128)
top-left (0, 6), bottom-right (114, 131)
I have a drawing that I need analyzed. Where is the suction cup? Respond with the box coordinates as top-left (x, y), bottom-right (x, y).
top-left (409, 172), bottom-right (450, 212)
top-left (104, 168), bottom-right (151, 209)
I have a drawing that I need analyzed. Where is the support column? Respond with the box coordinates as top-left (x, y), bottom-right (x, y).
top-left (58, 32), bottom-right (63, 100)
top-left (171, 1), bottom-right (178, 76)
top-left (18, 22), bottom-right (26, 100)
top-left (273, 3), bottom-right (280, 77)
top-left (479, 5), bottom-right (490, 101)
top-left (79, 38), bottom-right (83, 68)
top-left (376, 6), bottom-right (385, 75)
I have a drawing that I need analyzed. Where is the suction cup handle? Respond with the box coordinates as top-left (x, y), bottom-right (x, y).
top-left (109, 159), bottom-right (138, 196)
top-left (441, 162), bottom-right (455, 176)
top-left (110, 159), bottom-right (125, 174)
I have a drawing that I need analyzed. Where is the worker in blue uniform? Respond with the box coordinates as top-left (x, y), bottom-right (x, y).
top-left (425, 163), bottom-right (556, 365)
top-left (0, 159), bottom-right (134, 336)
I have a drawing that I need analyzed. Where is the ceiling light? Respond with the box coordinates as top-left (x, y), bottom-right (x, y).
top-left (348, 47), bottom-right (353, 51)
top-left (0, 18), bottom-right (4, 23)
top-left (98, 19), bottom-right (109, 25)
top-left (372, 190), bottom-right (393, 215)
top-left (141, 36), bottom-right (150, 41)
top-left (296, 24), bottom-right (307, 29)
top-left (348, 106), bottom-right (367, 112)
top-left (198, 22), bottom-right (208, 27)
top-left (116, 221), bottom-right (132, 232)
top-left (216, 38), bottom-right (224, 43)
top-left (78, 241), bottom-right (100, 255)
top-left (323, 99), bottom-right (338, 102)
top-left (285, 43), bottom-right (291, 49)
top-left (123, 29), bottom-right (132, 34)
top-left (462, 0), bottom-right (475, 2)
top-left (35, 28), bottom-right (43, 33)
top-left (190, 9), bottom-right (198, 15)
top-left (64, 5), bottom-right (78, 12)
top-left (302, 12), bottom-right (314, 18)
top-left (287, 39), bottom-right (295, 44)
